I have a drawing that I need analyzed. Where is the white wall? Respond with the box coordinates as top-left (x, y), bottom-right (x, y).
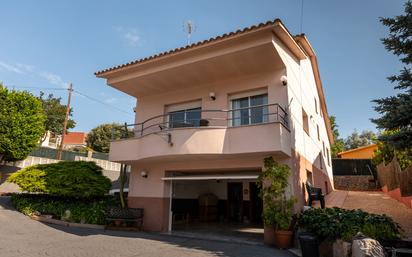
top-left (272, 35), bottom-right (333, 179)
top-left (173, 180), bottom-right (253, 200)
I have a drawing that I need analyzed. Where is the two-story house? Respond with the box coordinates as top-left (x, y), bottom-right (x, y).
top-left (95, 19), bottom-right (334, 239)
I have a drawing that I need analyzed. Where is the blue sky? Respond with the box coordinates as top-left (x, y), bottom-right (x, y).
top-left (0, 0), bottom-right (405, 138)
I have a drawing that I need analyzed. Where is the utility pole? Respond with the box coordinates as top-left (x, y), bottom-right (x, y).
top-left (56, 83), bottom-right (73, 160)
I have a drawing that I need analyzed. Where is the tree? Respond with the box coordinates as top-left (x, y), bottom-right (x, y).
top-left (372, 1), bottom-right (412, 150)
top-left (329, 116), bottom-right (345, 157)
top-left (344, 130), bottom-right (376, 150)
top-left (372, 130), bottom-right (412, 170)
top-left (39, 92), bottom-right (75, 139)
top-left (0, 85), bottom-right (46, 162)
top-left (86, 123), bottom-right (131, 153)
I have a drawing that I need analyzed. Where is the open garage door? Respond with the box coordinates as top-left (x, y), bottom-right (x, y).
top-left (163, 171), bottom-right (263, 243)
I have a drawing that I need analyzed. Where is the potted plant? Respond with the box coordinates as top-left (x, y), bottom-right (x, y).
top-left (258, 157), bottom-right (296, 248)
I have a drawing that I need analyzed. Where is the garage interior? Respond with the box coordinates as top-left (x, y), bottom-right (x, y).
top-left (164, 171), bottom-right (264, 243)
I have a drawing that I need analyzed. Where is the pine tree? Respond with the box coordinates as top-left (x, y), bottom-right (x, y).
top-left (372, 1), bottom-right (412, 150)
top-left (329, 116), bottom-right (345, 157)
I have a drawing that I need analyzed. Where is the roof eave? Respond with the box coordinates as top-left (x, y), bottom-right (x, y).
top-left (95, 19), bottom-right (307, 78)
top-left (294, 34), bottom-right (334, 145)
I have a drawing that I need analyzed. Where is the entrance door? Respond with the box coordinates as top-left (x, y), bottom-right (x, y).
top-left (249, 182), bottom-right (263, 224)
top-left (227, 182), bottom-right (243, 222)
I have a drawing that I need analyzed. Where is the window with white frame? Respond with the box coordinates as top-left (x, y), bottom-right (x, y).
top-left (230, 93), bottom-right (268, 126)
top-left (166, 101), bottom-right (201, 128)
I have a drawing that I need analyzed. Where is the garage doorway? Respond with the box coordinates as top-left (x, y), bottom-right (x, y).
top-left (163, 172), bottom-right (263, 243)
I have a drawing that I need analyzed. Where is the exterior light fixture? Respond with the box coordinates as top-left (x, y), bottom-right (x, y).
top-left (280, 75), bottom-right (288, 86)
top-left (209, 92), bottom-right (216, 101)
top-left (141, 170), bottom-right (148, 178)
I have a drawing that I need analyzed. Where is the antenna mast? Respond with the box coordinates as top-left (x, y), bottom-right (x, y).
top-left (183, 20), bottom-right (196, 45)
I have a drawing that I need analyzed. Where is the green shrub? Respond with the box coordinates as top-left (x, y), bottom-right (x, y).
top-left (11, 194), bottom-right (118, 225)
top-left (7, 161), bottom-right (111, 198)
top-left (298, 207), bottom-right (402, 241)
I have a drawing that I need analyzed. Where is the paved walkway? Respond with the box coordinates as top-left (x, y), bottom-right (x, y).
top-left (0, 197), bottom-right (295, 257)
top-left (315, 190), bottom-right (412, 238)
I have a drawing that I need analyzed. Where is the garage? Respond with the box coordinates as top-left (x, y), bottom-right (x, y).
top-left (163, 171), bottom-right (264, 243)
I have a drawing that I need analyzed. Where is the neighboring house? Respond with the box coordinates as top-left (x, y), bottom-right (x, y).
top-left (337, 144), bottom-right (378, 159)
top-left (40, 130), bottom-right (51, 147)
top-left (61, 132), bottom-right (87, 149)
top-left (95, 19), bottom-right (334, 235)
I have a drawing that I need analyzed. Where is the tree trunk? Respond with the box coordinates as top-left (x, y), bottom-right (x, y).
top-left (119, 164), bottom-right (128, 209)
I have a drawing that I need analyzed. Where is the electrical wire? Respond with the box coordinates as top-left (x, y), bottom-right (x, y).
top-left (73, 89), bottom-right (133, 116)
top-left (8, 84), bottom-right (133, 117)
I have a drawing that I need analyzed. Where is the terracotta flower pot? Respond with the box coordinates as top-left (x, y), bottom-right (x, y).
top-left (274, 229), bottom-right (293, 249)
top-left (264, 227), bottom-right (276, 246)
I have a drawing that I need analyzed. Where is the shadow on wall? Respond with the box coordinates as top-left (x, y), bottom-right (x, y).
top-left (290, 149), bottom-right (333, 212)
top-left (312, 152), bottom-right (333, 195)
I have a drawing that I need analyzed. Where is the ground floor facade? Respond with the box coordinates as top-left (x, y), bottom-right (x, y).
top-left (126, 150), bottom-right (334, 238)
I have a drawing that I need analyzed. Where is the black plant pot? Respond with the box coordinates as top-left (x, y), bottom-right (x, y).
top-left (298, 232), bottom-right (320, 257)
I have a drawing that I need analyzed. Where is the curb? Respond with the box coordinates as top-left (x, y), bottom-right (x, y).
top-left (31, 215), bottom-right (105, 230)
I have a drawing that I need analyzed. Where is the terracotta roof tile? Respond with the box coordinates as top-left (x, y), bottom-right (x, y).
top-left (63, 132), bottom-right (87, 145)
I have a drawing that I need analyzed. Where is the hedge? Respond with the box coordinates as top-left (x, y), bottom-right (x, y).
top-left (11, 194), bottom-right (118, 225)
top-left (7, 161), bottom-right (111, 198)
top-left (298, 207), bottom-right (402, 242)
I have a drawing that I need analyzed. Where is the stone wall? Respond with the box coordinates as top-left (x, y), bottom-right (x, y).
top-left (333, 175), bottom-right (377, 191)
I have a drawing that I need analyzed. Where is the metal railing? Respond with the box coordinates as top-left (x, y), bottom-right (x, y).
top-left (114, 103), bottom-right (289, 139)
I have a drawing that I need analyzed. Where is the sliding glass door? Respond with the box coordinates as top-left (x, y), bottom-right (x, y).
top-left (231, 94), bottom-right (268, 126)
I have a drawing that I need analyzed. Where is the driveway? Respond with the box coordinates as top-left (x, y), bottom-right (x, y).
top-left (318, 190), bottom-right (412, 238)
top-left (341, 191), bottom-right (412, 238)
top-left (0, 197), bottom-right (295, 257)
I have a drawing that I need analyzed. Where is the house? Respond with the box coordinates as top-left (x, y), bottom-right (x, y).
top-left (60, 132), bottom-right (88, 150)
top-left (337, 144), bottom-right (378, 159)
top-left (95, 19), bottom-right (334, 237)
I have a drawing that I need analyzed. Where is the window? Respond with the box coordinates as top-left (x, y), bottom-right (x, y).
top-left (166, 100), bottom-right (201, 128)
top-left (322, 141), bottom-right (325, 157)
top-left (231, 94), bottom-right (268, 126)
top-left (302, 108), bottom-right (309, 135)
top-left (317, 125), bottom-right (320, 141)
top-left (319, 153), bottom-right (323, 170)
top-left (169, 107), bottom-right (201, 128)
top-left (314, 98), bottom-right (318, 114)
top-left (326, 148), bottom-right (331, 166)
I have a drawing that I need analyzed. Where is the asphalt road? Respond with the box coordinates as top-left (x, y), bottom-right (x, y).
top-left (0, 197), bottom-right (296, 257)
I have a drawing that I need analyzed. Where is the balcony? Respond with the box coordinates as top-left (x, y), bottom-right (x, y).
top-left (109, 103), bottom-right (291, 163)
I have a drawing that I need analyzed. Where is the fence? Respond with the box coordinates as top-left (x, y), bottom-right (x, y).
top-left (377, 158), bottom-right (412, 197)
top-left (3, 156), bottom-right (120, 172)
top-left (75, 156), bottom-right (121, 172)
top-left (332, 159), bottom-right (377, 177)
top-left (30, 147), bottom-right (108, 161)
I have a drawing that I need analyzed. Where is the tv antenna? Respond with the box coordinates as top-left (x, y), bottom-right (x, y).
top-left (183, 20), bottom-right (196, 45)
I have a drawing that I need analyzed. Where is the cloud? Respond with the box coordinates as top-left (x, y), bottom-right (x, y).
top-left (40, 72), bottom-right (68, 88)
top-left (16, 63), bottom-right (34, 72)
top-left (115, 26), bottom-right (141, 47)
top-left (0, 60), bottom-right (68, 88)
top-left (0, 61), bottom-right (24, 74)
